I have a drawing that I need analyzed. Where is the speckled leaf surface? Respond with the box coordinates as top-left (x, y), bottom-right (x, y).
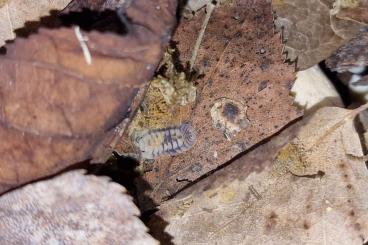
top-left (0, 170), bottom-right (158, 244)
top-left (149, 107), bottom-right (368, 244)
top-left (135, 0), bottom-right (301, 210)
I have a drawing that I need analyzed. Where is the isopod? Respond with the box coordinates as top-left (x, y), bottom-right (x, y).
top-left (133, 123), bottom-right (197, 160)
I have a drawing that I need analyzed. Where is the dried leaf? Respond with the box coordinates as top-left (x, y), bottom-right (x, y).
top-left (273, 0), bottom-right (368, 70)
top-left (0, 170), bottom-right (158, 244)
top-left (326, 30), bottom-right (368, 72)
top-left (0, 0), bottom-right (72, 46)
top-left (0, 0), bottom-right (177, 194)
top-left (126, 0), bottom-right (301, 209)
top-left (292, 65), bottom-right (343, 112)
top-left (150, 107), bottom-right (368, 244)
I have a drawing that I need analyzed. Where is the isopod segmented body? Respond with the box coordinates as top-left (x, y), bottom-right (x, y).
top-left (133, 123), bottom-right (197, 160)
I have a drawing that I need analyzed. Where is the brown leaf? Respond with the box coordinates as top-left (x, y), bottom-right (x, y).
top-left (273, 0), bottom-right (368, 70)
top-left (64, 0), bottom-right (128, 11)
top-left (0, 0), bottom-right (177, 194)
top-left (0, 0), bottom-right (72, 46)
top-left (326, 30), bottom-right (368, 72)
top-left (0, 170), bottom-right (158, 244)
top-left (127, 0), bottom-right (301, 210)
top-left (150, 107), bottom-right (368, 244)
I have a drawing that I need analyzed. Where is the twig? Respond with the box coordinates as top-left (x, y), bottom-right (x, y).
top-left (189, 2), bottom-right (216, 71)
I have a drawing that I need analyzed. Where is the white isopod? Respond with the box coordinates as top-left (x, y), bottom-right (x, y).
top-left (133, 123), bottom-right (197, 160)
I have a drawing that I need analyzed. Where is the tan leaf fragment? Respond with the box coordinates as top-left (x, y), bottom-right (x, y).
top-left (130, 0), bottom-right (301, 210)
top-left (150, 107), bottom-right (368, 244)
top-left (0, 0), bottom-right (72, 46)
top-left (273, 0), bottom-right (368, 70)
top-left (0, 0), bottom-right (177, 194)
top-left (0, 170), bottom-right (158, 244)
top-left (292, 65), bottom-right (343, 112)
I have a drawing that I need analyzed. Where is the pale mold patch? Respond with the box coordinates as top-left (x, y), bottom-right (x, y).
top-left (151, 74), bottom-right (197, 106)
top-left (152, 78), bottom-right (175, 104)
top-left (210, 98), bottom-right (249, 139)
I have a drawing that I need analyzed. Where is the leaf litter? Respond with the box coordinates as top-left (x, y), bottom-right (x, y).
top-left (1, 0), bottom-right (368, 244)
top-left (117, 0), bottom-right (302, 210)
top-left (149, 105), bottom-right (368, 244)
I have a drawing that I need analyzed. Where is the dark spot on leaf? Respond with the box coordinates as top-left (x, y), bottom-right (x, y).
top-left (303, 220), bottom-right (310, 230)
top-left (269, 212), bottom-right (277, 219)
top-left (191, 163), bottom-right (202, 172)
top-left (317, 170), bottom-right (325, 177)
top-left (236, 141), bottom-right (248, 151)
top-left (265, 211), bottom-right (278, 232)
top-left (202, 207), bottom-right (213, 213)
top-left (222, 103), bottom-right (240, 121)
top-left (260, 58), bottom-right (271, 70)
top-left (258, 80), bottom-right (268, 91)
top-left (306, 204), bottom-right (311, 211)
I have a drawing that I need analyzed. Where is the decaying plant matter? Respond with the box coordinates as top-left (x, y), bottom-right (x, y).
top-left (0, 0), bottom-right (368, 244)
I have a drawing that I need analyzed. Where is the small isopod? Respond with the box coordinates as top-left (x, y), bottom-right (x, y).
top-left (133, 123), bottom-right (197, 160)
